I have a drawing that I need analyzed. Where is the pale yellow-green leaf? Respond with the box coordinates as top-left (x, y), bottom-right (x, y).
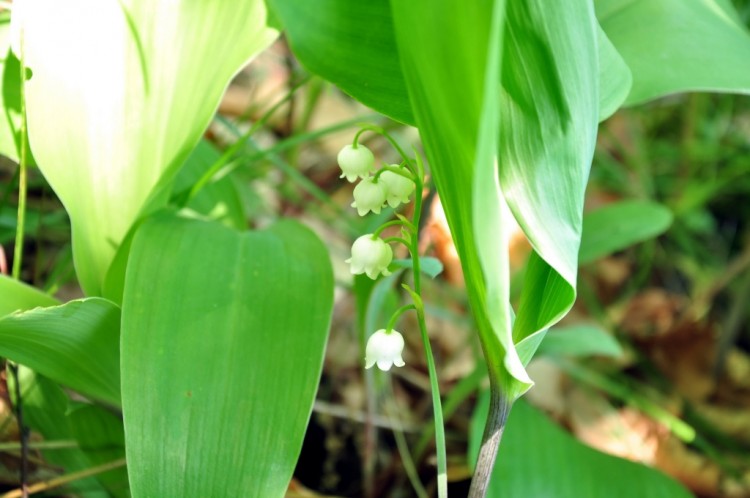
top-left (21, 0), bottom-right (278, 294)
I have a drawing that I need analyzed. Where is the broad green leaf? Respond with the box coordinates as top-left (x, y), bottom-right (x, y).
top-left (596, 0), bottom-right (750, 105)
top-left (390, 0), bottom-right (599, 397)
top-left (121, 213), bottom-right (333, 497)
top-left (13, 367), bottom-right (127, 497)
top-left (0, 297), bottom-right (120, 406)
top-left (271, 0), bottom-right (633, 125)
top-left (579, 200), bottom-right (673, 264)
top-left (0, 274), bottom-right (58, 316)
top-left (537, 324), bottom-right (623, 358)
top-left (470, 396), bottom-right (695, 497)
top-left (21, 0), bottom-right (278, 294)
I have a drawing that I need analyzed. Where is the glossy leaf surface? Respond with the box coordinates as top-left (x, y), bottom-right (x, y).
top-left (21, 0), bottom-right (278, 293)
top-left (121, 213), bottom-right (333, 497)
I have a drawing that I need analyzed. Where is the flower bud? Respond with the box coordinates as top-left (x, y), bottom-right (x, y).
top-left (338, 144), bottom-right (375, 182)
top-left (379, 168), bottom-right (415, 208)
top-left (365, 329), bottom-right (405, 371)
top-left (345, 234), bottom-right (392, 280)
top-left (351, 177), bottom-right (387, 216)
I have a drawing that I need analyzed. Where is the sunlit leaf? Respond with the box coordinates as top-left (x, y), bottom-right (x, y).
top-left (596, 0), bottom-right (750, 104)
top-left (0, 297), bottom-right (120, 406)
top-left (21, 0), bottom-right (278, 294)
top-left (121, 213), bottom-right (333, 496)
top-left (470, 396), bottom-right (695, 497)
top-left (579, 200), bottom-right (673, 264)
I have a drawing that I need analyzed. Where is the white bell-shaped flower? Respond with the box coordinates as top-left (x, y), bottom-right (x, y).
top-left (379, 167), bottom-right (415, 208)
top-left (351, 177), bottom-right (387, 216)
top-left (365, 329), bottom-right (405, 371)
top-left (346, 234), bottom-right (393, 279)
top-left (338, 144), bottom-right (375, 182)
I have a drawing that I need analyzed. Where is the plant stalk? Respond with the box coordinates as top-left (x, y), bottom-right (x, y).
top-left (409, 172), bottom-right (448, 498)
top-left (467, 375), bottom-right (512, 497)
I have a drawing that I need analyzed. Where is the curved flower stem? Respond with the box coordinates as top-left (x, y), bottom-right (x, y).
top-left (386, 304), bottom-right (417, 332)
top-left (354, 124), bottom-right (411, 163)
top-left (406, 160), bottom-right (448, 498)
top-left (383, 236), bottom-right (411, 248)
top-left (373, 163), bottom-right (416, 183)
top-left (373, 219), bottom-right (416, 238)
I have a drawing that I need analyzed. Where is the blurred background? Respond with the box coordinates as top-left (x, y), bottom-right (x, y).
top-left (1, 2), bottom-right (750, 496)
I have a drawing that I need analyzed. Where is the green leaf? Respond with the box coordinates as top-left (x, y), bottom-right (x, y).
top-left (0, 274), bottom-right (58, 316)
top-left (597, 25), bottom-right (632, 121)
top-left (537, 324), bottom-right (623, 358)
top-left (121, 213), bottom-right (333, 497)
top-left (596, 0), bottom-right (750, 105)
top-left (390, 0), bottom-right (599, 397)
top-left (267, 0), bottom-right (413, 124)
top-left (22, 0), bottom-right (278, 294)
top-left (269, 0), bottom-right (629, 125)
top-left (470, 396), bottom-right (695, 497)
top-left (579, 200), bottom-right (673, 264)
top-left (13, 367), bottom-right (127, 497)
top-left (0, 297), bottom-right (120, 406)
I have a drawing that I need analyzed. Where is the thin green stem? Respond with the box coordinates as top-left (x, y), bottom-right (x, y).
top-left (385, 304), bottom-right (416, 332)
top-left (383, 236), bottom-right (411, 247)
top-left (12, 37), bottom-right (29, 281)
top-left (373, 164), bottom-right (416, 183)
top-left (408, 169), bottom-right (447, 498)
top-left (373, 219), bottom-right (415, 238)
top-left (354, 125), bottom-right (412, 166)
top-left (387, 378), bottom-right (429, 498)
top-left (0, 440), bottom-right (79, 452)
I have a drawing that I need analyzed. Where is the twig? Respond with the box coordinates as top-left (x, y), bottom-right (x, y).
top-left (0, 457), bottom-right (127, 498)
top-left (7, 364), bottom-right (29, 498)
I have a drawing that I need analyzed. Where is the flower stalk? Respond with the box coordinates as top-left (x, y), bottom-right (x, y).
top-left (341, 130), bottom-right (448, 498)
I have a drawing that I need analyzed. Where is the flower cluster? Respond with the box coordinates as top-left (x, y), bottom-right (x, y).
top-left (338, 140), bottom-right (418, 372)
top-left (338, 143), bottom-right (415, 216)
